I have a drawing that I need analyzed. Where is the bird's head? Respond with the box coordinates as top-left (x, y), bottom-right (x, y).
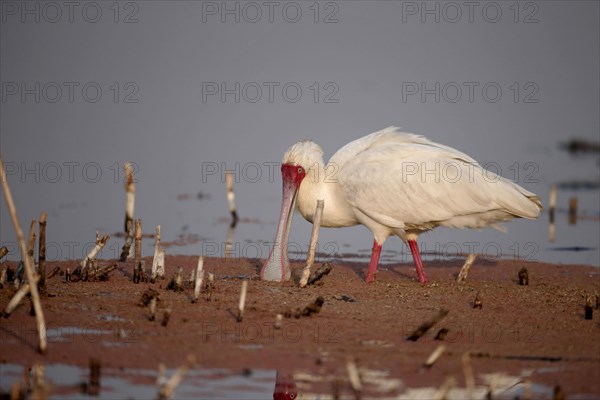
top-left (261, 140), bottom-right (323, 282)
top-left (281, 140), bottom-right (323, 186)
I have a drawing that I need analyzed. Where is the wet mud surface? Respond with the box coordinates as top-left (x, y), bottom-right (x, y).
top-left (1, 256), bottom-right (599, 398)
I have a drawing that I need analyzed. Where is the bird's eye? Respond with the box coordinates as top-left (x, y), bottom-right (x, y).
top-left (297, 167), bottom-right (304, 174)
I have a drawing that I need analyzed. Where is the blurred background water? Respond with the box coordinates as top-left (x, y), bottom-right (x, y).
top-left (1, 1), bottom-right (598, 267)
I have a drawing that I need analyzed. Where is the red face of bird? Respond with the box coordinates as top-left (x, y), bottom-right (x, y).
top-left (260, 163), bottom-right (306, 281)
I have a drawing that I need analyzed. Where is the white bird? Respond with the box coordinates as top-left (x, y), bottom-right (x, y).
top-left (261, 127), bottom-right (542, 284)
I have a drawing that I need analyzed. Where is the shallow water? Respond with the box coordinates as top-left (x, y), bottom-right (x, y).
top-left (1, 1), bottom-right (598, 267)
top-left (1, 362), bottom-right (594, 399)
top-left (0, 363), bottom-right (276, 399)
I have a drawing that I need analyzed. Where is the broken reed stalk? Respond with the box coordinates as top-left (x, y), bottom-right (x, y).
top-left (300, 199), bottom-right (325, 288)
top-left (462, 353), bottom-right (475, 400)
top-left (124, 162), bottom-right (135, 232)
top-left (157, 355), bottom-right (196, 400)
top-left (0, 245), bottom-right (8, 260)
top-left (135, 219), bottom-right (142, 264)
top-left (225, 171), bottom-right (239, 228)
top-left (434, 376), bottom-right (456, 400)
top-left (407, 309), bottom-right (449, 341)
top-left (31, 363), bottom-right (49, 399)
top-left (346, 357), bottom-right (362, 395)
top-left (549, 184), bottom-right (556, 242)
top-left (156, 248), bottom-right (165, 279)
top-left (193, 256), bottom-right (204, 302)
top-left (473, 293), bottom-right (484, 309)
top-left (38, 212), bottom-right (47, 294)
top-left (162, 309), bottom-right (171, 327)
top-left (306, 263), bottom-right (333, 286)
top-left (0, 267), bottom-right (7, 288)
top-left (151, 225), bottom-right (161, 280)
top-left (27, 219), bottom-right (36, 270)
top-left (457, 253), bottom-right (476, 283)
top-left (274, 313), bottom-right (283, 330)
top-left (0, 156), bottom-right (47, 353)
top-left (4, 275), bottom-right (40, 316)
top-left (149, 297), bottom-right (157, 321)
top-left (568, 196), bottom-right (578, 225)
top-left (119, 219), bottom-right (134, 262)
top-left (473, 292), bottom-right (483, 309)
top-left (85, 263), bottom-right (117, 281)
top-left (88, 358), bottom-right (101, 396)
top-left (518, 267), bottom-right (529, 286)
top-left (237, 280), bottom-right (248, 322)
top-left (424, 344), bottom-right (447, 368)
top-left (133, 218), bottom-right (147, 283)
top-left (80, 234), bottom-right (109, 274)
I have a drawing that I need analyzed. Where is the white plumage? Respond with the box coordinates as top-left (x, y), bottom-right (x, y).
top-left (262, 126), bottom-right (542, 283)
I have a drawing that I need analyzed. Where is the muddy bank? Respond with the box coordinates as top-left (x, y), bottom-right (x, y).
top-left (1, 256), bottom-right (599, 398)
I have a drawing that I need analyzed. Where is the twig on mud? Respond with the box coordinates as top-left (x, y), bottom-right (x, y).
top-left (434, 328), bottom-right (449, 341)
top-left (473, 292), bottom-right (483, 309)
top-left (157, 355), bottom-right (196, 400)
top-left (283, 297), bottom-right (326, 319)
top-left (424, 344), bottom-right (446, 368)
top-left (85, 263), bottom-right (117, 282)
top-left (300, 199), bottom-right (325, 287)
top-left (80, 234), bottom-right (110, 275)
top-left (225, 171), bottom-right (239, 228)
top-left (139, 288), bottom-right (160, 306)
top-left (456, 253), bottom-right (476, 283)
top-left (406, 309), bottom-right (449, 342)
top-left (306, 263), bottom-right (333, 286)
top-left (346, 357), bottom-right (362, 398)
top-left (167, 267), bottom-right (184, 292)
top-left (47, 266), bottom-right (61, 279)
top-left (434, 376), bottom-right (456, 400)
top-left (518, 267), bottom-right (529, 286)
top-left (192, 257), bottom-right (204, 303)
top-left (0, 156), bottom-right (47, 353)
top-left (237, 280), bottom-right (248, 322)
top-left (294, 296), bottom-right (325, 318)
top-left (3, 275), bottom-right (40, 316)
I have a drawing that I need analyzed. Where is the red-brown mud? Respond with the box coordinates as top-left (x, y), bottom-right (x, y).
top-left (1, 256), bottom-right (599, 398)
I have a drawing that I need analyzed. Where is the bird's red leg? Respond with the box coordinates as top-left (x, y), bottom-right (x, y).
top-left (408, 239), bottom-right (428, 284)
top-left (366, 240), bottom-right (382, 283)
